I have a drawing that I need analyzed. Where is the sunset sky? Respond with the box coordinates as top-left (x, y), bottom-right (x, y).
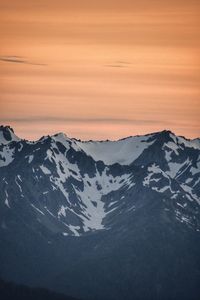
top-left (0, 0), bottom-right (199, 140)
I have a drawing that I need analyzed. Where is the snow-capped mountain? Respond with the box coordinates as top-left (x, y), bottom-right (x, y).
top-left (1, 125), bottom-right (200, 235)
top-left (0, 125), bottom-right (200, 300)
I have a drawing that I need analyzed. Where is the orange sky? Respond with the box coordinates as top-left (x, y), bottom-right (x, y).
top-left (0, 0), bottom-right (199, 140)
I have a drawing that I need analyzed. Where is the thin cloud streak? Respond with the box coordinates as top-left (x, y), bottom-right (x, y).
top-left (105, 65), bottom-right (127, 68)
top-left (0, 116), bottom-right (177, 126)
top-left (105, 61), bottom-right (131, 68)
top-left (0, 56), bottom-right (46, 66)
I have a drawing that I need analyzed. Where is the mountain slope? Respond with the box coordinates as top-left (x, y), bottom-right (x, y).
top-left (0, 125), bottom-right (200, 300)
top-left (0, 278), bottom-right (81, 300)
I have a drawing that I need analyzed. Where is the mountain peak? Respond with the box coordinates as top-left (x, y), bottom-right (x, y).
top-left (0, 125), bottom-right (14, 133)
top-left (160, 129), bottom-right (174, 135)
top-left (157, 129), bottom-right (175, 140)
top-left (0, 125), bottom-right (19, 144)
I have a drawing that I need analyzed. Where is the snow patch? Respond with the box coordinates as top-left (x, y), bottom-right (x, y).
top-left (31, 204), bottom-right (45, 215)
top-left (58, 205), bottom-right (67, 217)
top-left (0, 145), bottom-right (15, 167)
top-left (75, 135), bottom-right (154, 165)
top-left (43, 191), bottom-right (48, 195)
top-left (28, 155), bottom-right (34, 163)
top-left (40, 165), bottom-right (51, 175)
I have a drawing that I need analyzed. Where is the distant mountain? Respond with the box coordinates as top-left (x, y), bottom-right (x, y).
top-left (0, 125), bottom-right (200, 300)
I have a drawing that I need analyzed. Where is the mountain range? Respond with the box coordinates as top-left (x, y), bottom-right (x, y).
top-left (0, 125), bottom-right (200, 300)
